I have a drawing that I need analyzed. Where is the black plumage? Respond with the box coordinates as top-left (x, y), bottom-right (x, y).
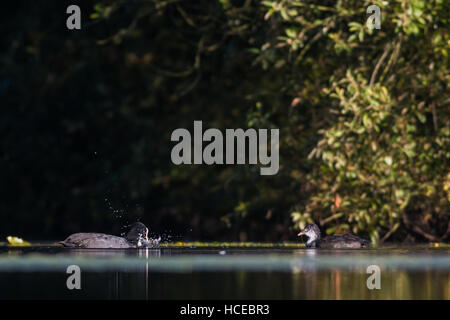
top-left (59, 222), bottom-right (160, 248)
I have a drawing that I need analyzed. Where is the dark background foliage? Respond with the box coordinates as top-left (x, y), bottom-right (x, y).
top-left (1, 0), bottom-right (448, 242)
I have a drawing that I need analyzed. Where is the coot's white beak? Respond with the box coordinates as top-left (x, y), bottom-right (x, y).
top-left (297, 230), bottom-right (305, 237)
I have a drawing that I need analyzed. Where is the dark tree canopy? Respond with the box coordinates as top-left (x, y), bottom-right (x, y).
top-left (1, 0), bottom-right (448, 242)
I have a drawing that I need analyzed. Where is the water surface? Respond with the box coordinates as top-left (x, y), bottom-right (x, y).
top-left (0, 243), bottom-right (448, 299)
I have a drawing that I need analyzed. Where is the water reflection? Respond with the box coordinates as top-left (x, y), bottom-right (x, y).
top-left (0, 245), bottom-right (448, 299)
top-left (2, 269), bottom-right (447, 299)
top-left (65, 248), bottom-right (162, 258)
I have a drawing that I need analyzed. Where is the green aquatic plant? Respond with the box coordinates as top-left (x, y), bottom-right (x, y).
top-left (6, 236), bottom-right (31, 246)
top-left (158, 241), bottom-right (306, 248)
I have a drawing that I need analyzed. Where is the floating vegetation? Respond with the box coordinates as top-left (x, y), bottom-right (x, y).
top-left (0, 240), bottom-right (448, 249)
top-left (6, 236), bottom-right (31, 246)
top-left (158, 242), bottom-right (306, 248)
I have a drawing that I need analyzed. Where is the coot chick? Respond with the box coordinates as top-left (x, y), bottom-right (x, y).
top-left (59, 222), bottom-right (160, 248)
top-left (298, 223), bottom-right (370, 248)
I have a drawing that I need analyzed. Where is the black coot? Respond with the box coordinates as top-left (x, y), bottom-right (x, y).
top-left (59, 222), bottom-right (160, 248)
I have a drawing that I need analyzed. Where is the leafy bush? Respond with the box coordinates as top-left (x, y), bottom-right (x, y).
top-left (2, 0), bottom-right (448, 242)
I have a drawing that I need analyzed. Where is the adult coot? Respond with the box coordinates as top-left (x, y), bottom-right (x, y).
top-left (59, 222), bottom-right (160, 248)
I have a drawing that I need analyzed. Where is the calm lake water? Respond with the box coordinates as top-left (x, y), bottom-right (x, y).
top-left (0, 244), bottom-right (449, 299)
